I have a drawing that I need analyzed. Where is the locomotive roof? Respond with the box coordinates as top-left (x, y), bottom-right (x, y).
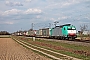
top-left (56, 24), bottom-right (71, 28)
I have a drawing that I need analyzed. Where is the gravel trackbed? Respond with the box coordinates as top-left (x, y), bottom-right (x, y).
top-left (0, 38), bottom-right (50, 60)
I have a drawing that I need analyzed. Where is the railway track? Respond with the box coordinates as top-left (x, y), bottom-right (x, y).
top-left (34, 37), bottom-right (90, 47)
top-left (12, 37), bottom-right (81, 60)
top-left (23, 35), bottom-right (90, 43)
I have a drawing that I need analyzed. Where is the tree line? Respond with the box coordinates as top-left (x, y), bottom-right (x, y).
top-left (0, 31), bottom-right (10, 35)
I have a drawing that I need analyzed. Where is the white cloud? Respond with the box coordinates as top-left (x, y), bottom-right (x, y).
top-left (36, 15), bottom-right (41, 19)
top-left (24, 8), bottom-right (42, 14)
top-left (25, 0), bottom-right (32, 2)
top-left (58, 16), bottom-right (68, 20)
top-left (0, 11), bottom-right (3, 15)
top-left (45, 0), bottom-right (83, 9)
top-left (1, 8), bottom-right (42, 16)
top-left (6, 1), bottom-right (23, 6)
top-left (85, 17), bottom-right (90, 20)
top-left (79, 21), bottom-right (90, 24)
top-left (5, 22), bottom-right (14, 24)
top-left (0, 21), bottom-right (14, 25)
top-left (60, 0), bottom-right (80, 7)
top-left (50, 18), bottom-right (56, 21)
top-left (2, 9), bottom-right (22, 16)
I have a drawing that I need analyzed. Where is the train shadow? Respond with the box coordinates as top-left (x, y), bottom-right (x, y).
top-left (70, 39), bottom-right (90, 43)
top-left (47, 37), bottom-right (90, 43)
top-left (32, 36), bottom-right (90, 43)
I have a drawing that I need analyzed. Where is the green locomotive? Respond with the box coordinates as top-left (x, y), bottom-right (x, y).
top-left (50, 24), bottom-right (77, 40)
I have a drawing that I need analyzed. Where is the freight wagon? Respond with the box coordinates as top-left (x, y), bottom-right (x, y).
top-left (27, 30), bottom-right (36, 37)
top-left (36, 28), bottom-right (51, 38)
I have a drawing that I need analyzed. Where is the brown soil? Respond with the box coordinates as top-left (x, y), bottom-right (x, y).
top-left (31, 41), bottom-right (90, 57)
top-left (0, 38), bottom-right (50, 60)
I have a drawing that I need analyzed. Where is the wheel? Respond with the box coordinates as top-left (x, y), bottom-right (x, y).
top-left (63, 37), bottom-right (65, 40)
top-left (66, 38), bottom-right (69, 40)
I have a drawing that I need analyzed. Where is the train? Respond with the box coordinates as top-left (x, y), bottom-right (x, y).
top-left (28, 24), bottom-right (77, 40)
top-left (14, 24), bottom-right (77, 40)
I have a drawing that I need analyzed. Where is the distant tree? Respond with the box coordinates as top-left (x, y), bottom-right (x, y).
top-left (29, 29), bottom-right (33, 31)
top-left (87, 30), bottom-right (90, 40)
top-left (80, 24), bottom-right (88, 40)
top-left (0, 31), bottom-right (10, 35)
top-left (80, 24), bottom-right (88, 33)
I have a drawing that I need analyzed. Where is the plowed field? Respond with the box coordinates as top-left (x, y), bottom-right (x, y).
top-left (0, 38), bottom-right (49, 60)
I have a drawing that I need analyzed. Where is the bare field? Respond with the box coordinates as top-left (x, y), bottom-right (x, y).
top-left (0, 38), bottom-right (50, 60)
top-left (0, 35), bottom-right (10, 38)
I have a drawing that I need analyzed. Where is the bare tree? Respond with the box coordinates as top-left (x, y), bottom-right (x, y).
top-left (87, 30), bottom-right (90, 40)
top-left (80, 24), bottom-right (88, 40)
top-left (54, 21), bottom-right (59, 27)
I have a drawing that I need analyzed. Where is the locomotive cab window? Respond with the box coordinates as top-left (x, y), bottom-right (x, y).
top-left (68, 27), bottom-right (71, 30)
top-left (68, 28), bottom-right (72, 30)
top-left (68, 27), bottom-right (76, 30)
top-left (72, 27), bottom-right (76, 30)
top-left (64, 28), bottom-right (65, 30)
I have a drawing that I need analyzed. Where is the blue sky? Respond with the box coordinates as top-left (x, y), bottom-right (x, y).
top-left (0, 0), bottom-right (90, 33)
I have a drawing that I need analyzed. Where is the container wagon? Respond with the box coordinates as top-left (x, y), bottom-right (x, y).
top-left (36, 28), bottom-right (51, 38)
top-left (28, 30), bottom-right (36, 37)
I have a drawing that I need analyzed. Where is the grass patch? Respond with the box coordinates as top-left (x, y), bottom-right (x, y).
top-left (11, 36), bottom-right (90, 60)
top-left (28, 41), bottom-right (90, 59)
top-left (35, 39), bottom-right (90, 51)
top-left (31, 49), bottom-right (54, 60)
top-left (0, 35), bottom-right (10, 38)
